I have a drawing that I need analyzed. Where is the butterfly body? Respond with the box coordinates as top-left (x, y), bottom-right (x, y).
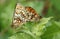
top-left (12, 3), bottom-right (41, 28)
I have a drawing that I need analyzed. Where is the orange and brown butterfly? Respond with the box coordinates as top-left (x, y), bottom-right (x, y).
top-left (12, 3), bottom-right (42, 28)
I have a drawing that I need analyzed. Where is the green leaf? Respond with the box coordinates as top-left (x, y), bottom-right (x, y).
top-left (41, 21), bottom-right (60, 39)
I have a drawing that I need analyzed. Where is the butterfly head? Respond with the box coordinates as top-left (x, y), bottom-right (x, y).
top-left (16, 3), bottom-right (24, 10)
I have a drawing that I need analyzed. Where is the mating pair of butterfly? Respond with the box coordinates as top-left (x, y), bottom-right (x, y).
top-left (12, 3), bottom-right (42, 28)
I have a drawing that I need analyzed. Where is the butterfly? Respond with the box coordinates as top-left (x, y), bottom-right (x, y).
top-left (12, 3), bottom-right (42, 28)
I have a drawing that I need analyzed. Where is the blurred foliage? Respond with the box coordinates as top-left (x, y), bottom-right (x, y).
top-left (0, 0), bottom-right (60, 39)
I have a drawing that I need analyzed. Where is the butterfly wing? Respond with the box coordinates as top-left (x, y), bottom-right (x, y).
top-left (12, 3), bottom-right (27, 28)
top-left (12, 3), bottom-right (41, 28)
top-left (25, 7), bottom-right (40, 22)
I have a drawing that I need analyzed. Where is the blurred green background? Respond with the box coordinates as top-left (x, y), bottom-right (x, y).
top-left (0, 0), bottom-right (60, 39)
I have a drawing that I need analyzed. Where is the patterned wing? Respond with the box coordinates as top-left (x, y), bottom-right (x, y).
top-left (12, 3), bottom-right (41, 28)
top-left (25, 7), bottom-right (41, 21)
top-left (12, 3), bottom-right (28, 28)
